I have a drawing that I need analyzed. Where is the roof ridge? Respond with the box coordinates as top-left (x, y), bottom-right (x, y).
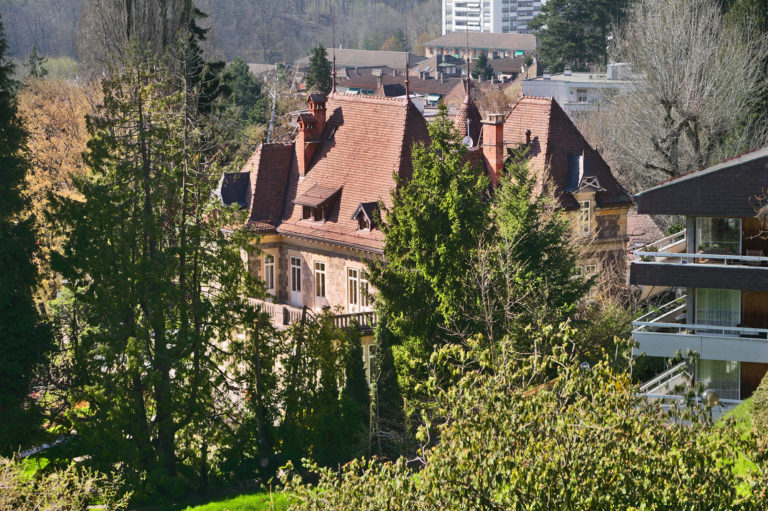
top-left (329, 91), bottom-right (410, 105)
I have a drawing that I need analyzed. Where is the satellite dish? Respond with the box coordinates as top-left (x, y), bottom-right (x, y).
top-left (462, 136), bottom-right (473, 147)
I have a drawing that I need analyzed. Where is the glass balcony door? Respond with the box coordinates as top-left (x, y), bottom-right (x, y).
top-left (696, 359), bottom-right (740, 401)
top-left (695, 288), bottom-right (740, 335)
top-left (696, 217), bottom-right (741, 256)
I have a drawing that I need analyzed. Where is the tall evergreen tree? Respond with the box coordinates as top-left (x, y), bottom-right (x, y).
top-left (24, 45), bottom-right (48, 79)
top-left (51, 40), bottom-right (259, 498)
top-left (0, 15), bottom-right (53, 455)
top-left (530, 0), bottom-right (630, 72)
top-left (471, 53), bottom-right (494, 80)
top-left (304, 44), bottom-right (332, 94)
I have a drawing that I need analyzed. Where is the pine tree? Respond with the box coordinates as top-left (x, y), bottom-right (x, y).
top-left (304, 44), bottom-right (332, 94)
top-left (24, 45), bottom-right (48, 80)
top-left (0, 16), bottom-right (53, 455)
top-left (471, 53), bottom-right (495, 81)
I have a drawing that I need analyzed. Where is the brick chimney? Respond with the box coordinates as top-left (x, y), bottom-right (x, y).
top-left (297, 93), bottom-right (327, 178)
top-left (482, 113), bottom-right (505, 185)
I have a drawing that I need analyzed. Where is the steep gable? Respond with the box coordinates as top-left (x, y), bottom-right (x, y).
top-left (504, 96), bottom-right (631, 209)
top-left (278, 93), bottom-right (430, 251)
top-left (242, 143), bottom-right (294, 231)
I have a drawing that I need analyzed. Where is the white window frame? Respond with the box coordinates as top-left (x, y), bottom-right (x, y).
top-left (347, 268), bottom-right (373, 312)
top-left (290, 256), bottom-right (302, 293)
top-left (347, 268), bottom-right (359, 312)
top-left (364, 343), bottom-right (377, 381)
top-left (314, 261), bottom-right (326, 298)
top-left (264, 254), bottom-right (275, 294)
top-left (578, 200), bottom-right (591, 237)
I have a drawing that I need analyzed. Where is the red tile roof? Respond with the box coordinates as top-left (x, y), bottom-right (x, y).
top-left (503, 96), bottom-right (631, 210)
top-left (454, 89), bottom-right (483, 147)
top-left (229, 93), bottom-right (429, 251)
top-left (242, 143), bottom-right (294, 231)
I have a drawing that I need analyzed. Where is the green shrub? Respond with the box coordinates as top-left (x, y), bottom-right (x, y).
top-left (0, 455), bottom-right (130, 510)
top-left (282, 325), bottom-right (768, 510)
top-left (751, 372), bottom-right (768, 438)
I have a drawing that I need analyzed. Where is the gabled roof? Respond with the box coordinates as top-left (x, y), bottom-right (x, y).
top-left (351, 202), bottom-right (378, 222)
top-left (295, 49), bottom-right (424, 69)
top-left (342, 73), bottom-right (463, 96)
top-left (454, 91), bottom-right (483, 147)
top-left (240, 143), bottom-right (294, 231)
top-left (489, 57), bottom-right (526, 74)
top-left (234, 93), bottom-right (427, 252)
top-left (503, 96), bottom-right (631, 210)
top-left (425, 33), bottom-right (538, 51)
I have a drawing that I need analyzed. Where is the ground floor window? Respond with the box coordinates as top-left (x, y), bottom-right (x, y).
top-left (696, 359), bottom-right (740, 401)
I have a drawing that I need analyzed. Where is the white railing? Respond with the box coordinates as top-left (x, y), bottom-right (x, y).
top-left (639, 361), bottom-right (690, 394)
top-left (643, 228), bottom-right (686, 253)
top-left (632, 297), bottom-right (768, 338)
top-left (334, 311), bottom-right (378, 330)
top-left (248, 297), bottom-right (305, 327)
top-left (633, 250), bottom-right (768, 266)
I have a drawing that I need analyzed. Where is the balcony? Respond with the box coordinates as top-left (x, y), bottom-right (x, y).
top-left (631, 228), bottom-right (768, 291)
top-left (248, 298), bottom-right (378, 333)
top-left (632, 296), bottom-right (768, 363)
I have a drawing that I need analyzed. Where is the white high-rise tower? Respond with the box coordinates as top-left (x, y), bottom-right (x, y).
top-left (442, 0), bottom-right (542, 35)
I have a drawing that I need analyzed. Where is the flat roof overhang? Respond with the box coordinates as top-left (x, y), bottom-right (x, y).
top-left (634, 147), bottom-right (768, 217)
top-left (630, 261), bottom-right (768, 291)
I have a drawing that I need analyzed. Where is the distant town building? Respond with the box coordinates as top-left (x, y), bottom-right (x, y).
top-left (295, 49), bottom-right (424, 74)
top-left (423, 33), bottom-right (537, 60)
top-left (522, 63), bottom-right (633, 121)
top-left (442, 0), bottom-right (542, 35)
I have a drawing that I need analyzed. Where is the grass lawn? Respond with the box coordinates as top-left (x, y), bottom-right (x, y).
top-left (152, 491), bottom-right (290, 511)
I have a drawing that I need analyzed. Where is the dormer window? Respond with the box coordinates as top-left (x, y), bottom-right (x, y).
top-left (352, 202), bottom-right (378, 231)
top-left (302, 205), bottom-right (325, 222)
top-left (295, 184), bottom-right (342, 223)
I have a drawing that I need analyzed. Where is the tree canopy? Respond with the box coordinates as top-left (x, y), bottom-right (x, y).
top-left (530, 0), bottom-right (630, 72)
top-left (471, 53), bottom-right (494, 81)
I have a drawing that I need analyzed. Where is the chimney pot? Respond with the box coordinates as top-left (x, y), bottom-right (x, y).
top-left (298, 94), bottom-right (327, 177)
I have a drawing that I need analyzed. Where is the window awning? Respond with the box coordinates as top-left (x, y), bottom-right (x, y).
top-left (294, 184), bottom-right (342, 207)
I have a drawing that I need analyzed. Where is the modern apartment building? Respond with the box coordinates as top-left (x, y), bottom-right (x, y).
top-left (442, 0), bottom-right (542, 34)
top-left (630, 148), bottom-right (768, 403)
top-left (522, 64), bottom-right (633, 121)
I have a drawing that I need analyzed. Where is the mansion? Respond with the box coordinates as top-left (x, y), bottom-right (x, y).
top-left (219, 84), bottom-right (634, 370)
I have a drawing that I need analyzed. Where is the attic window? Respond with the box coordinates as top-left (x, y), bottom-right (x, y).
top-left (352, 201), bottom-right (378, 231)
top-left (303, 205), bottom-right (325, 222)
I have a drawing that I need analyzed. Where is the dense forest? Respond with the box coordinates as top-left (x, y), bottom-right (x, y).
top-left (0, 0), bottom-right (439, 63)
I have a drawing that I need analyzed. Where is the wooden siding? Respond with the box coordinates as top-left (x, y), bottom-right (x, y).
top-left (741, 362), bottom-right (768, 399)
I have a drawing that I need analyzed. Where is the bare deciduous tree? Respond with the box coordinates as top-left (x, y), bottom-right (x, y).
top-left (579, 0), bottom-right (768, 192)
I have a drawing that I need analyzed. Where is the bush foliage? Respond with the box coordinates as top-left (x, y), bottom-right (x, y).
top-left (282, 325), bottom-right (768, 510)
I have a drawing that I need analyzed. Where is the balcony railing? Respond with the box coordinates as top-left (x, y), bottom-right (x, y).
top-left (248, 298), bottom-right (377, 333)
top-left (333, 311), bottom-right (378, 331)
top-left (632, 295), bottom-right (768, 338)
top-left (634, 228), bottom-right (768, 267)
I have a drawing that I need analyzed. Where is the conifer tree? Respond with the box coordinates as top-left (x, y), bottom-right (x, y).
top-left (51, 40), bottom-right (260, 497)
top-left (24, 45), bottom-right (48, 80)
top-left (304, 44), bottom-right (332, 94)
top-left (471, 53), bottom-right (494, 81)
top-left (0, 15), bottom-right (53, 455)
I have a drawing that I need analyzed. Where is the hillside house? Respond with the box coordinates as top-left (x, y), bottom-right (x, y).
top-left (220, 84), bottom-right (632, 374)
